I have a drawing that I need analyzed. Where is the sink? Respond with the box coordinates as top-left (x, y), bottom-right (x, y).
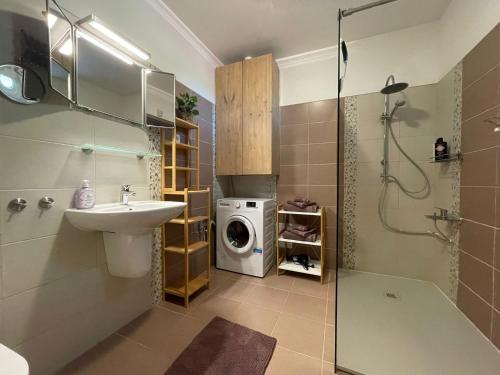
top-left (65, 201), bottom-right (186, 235)
top-left (0, 343), bottom-right (29, 375)
top-left (65, 201), bottom-right (186, 278)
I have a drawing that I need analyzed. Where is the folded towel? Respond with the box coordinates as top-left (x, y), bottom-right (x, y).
top-left (287, 223), bottom-right (311, 232)
top-left (284, 203), bottom-right (318, 213)
top-left (282, 230), bottom-right (317, 242)
top-left (293, 197), bottom-right (310, 203)
top-left (287, 199), bottom-right (318, 209)
top-left (287, 227), bottom-right (317, 238)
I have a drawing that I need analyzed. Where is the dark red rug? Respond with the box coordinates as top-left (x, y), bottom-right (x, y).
top-left (165, 316), bottom-right (277, 375)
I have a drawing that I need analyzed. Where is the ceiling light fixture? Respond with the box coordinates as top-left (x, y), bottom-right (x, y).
top-left (77, 30), bottom-right (133, 65)
top-left (244, 56), bottom-right (253, 60)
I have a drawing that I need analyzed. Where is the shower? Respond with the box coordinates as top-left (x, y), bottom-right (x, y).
top-left (378, 74), bottom-right (450, 242)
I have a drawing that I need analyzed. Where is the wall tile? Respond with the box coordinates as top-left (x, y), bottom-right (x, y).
top-left (462, 67), bottom-right (499, 121)
top-left (309, 186), bottom-right (337, 207)
top-left (95, 153), bottom-right (148, 188)
top-left (3, 268), bottom-right (97, 347)
top-left (308, 164), bottom-right (337, 186)
top-left (461, 107), bottom-right (499, 153)
top-left (494, 269), bottom-right (500, 311)
top-left (460, 187), bottom-right (495, 226)
top-left (495, 229), bottom-right (500, 270)
top-left (0, 189), bottom-right (76, 244)
top-left (198, 117), bottom-right (214, 144)
top-left (14, 308), bottom-right (98, 375)
top-left (280, 145), bottom-right (308, 165)
top-left (458, 251), bottom-right (493, 302)
top-left (309, 122), bottom-right (337, 144)
top-left (279, 165), bottom-right (308, 185)
top-left (1, 229), bottom-right (97, 297)
top-left (280, 103), bottom-right (308, 125)
top-left (459, 220), bottom-right (494, 265)
top-left (94, 118), bottom-right (149, 151)
top-left (309, 143), bottom-right (337, 164)
top-left (0, 100), bottom-right (93, 146)
top-left (493, 310), bottom-right (500, 349)
top-left (307, 100), bottom-right (337, 123)
top-left (0, 137), bottom-right (93, 190)
top-left (277, 185), bottom-right (308, 203)
top-left (461, 148), bottom-right (497, 186)
top-left (457, 282), bottom-right (492, 337)
top-left (462, 25), bottom-right (500, 89)
top-left (281, 125), bottom-right (308, 145)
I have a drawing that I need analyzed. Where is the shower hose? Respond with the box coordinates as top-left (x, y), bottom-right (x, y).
top-left (377, 117), bottom-right (451, 243)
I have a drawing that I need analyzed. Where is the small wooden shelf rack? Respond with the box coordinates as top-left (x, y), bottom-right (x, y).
top-left (161, 117), bottom-right (211, 307)
top-left (276, 205), bottom-right (326, 283)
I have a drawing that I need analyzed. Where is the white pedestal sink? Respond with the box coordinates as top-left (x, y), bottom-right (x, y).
top-left (65, 201), bottom-right (186, 278)
top-left (0, 343), bottom-right (29, 375)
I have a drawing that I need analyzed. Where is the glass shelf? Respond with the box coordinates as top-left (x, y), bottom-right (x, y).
top-left (78, 144), bottom-right (161, 159)
top-left (429, 152), bottom-right (462, 163)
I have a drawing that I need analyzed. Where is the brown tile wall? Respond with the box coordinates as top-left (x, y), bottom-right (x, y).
top-left (164, 81), bottom-right (214, 287)
top-left (278, 99), bottom-right (342, 269)
top-left (458, 24), bottom-right (500, 349)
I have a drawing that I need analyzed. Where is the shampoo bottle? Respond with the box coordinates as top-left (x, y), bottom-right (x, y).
top-left (74, 180), bottom-right (95, 209)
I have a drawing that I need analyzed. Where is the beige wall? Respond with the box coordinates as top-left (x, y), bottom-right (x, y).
top-left (352, 79), bottom-right (458, 297)
top-left (0, 94), bottom-right (153, 375)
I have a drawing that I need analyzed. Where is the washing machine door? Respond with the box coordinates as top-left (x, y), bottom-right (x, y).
top-left (222, 215), bottom-right (256, 254)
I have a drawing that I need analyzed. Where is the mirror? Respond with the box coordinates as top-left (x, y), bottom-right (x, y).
top-left (145, 70), bottom-right (175, 128)
top-left (47, 0), bottom-right (73, 101)
top-left (0, 64), bottom-right (44, 104)
top-left (75, 29), bottom-right (144, 125)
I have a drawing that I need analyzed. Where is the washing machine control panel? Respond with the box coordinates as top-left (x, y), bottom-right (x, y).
top-left (235, 202), bottom-right (241, 208)
top-left (246, 201), bottom-right (257, 208)
top-left (218, 199), bottom-right (260, 209)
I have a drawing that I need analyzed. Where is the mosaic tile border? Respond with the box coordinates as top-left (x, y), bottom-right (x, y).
top-left (448, 62), bottom-right (463, 303)
top-left (342, 95), bottom-right (359, 269)
top-left (146, 127), bottom-right (163, 305)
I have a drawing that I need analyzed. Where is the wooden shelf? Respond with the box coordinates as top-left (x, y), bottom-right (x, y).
top-left (278, 259), bottom-right (321, 277)
top-left (165, 142), bottom-right (198, 151)
top-left (169, 215), bottom-right (209, 225)
top-left (176, 117), bottom-right (199, 130)
top-left (164, 240), bottom-right (209, 254)
top-left (164, 166), bottom-right (197, 172)
top-left (164, 274), bottom-right (209, 297)
top-left (278, 209), bottom-right (321, 216)
top-left (278, 235), bottom-right (322, 247)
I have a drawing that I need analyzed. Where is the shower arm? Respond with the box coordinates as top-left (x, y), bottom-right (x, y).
top-left (340, 0), bottom-right (398, 18)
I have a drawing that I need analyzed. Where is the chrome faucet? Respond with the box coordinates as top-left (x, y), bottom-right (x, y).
top-left (120, 185), bottom-right (136, 205)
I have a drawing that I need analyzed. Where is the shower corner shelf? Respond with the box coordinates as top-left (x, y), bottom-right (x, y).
top-left (276, 205), bottom-right (326, 283)
top-left (429, 152), bottom-right (463, 163)
top-left (78, 144), bottom-right (161, 159)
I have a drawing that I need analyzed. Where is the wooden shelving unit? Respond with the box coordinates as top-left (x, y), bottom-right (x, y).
top-left (161, 117), bottom-right (211, 307)
top-left (276, 204), bottom-right (326, 283)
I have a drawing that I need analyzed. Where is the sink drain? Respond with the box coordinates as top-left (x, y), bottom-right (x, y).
top-left (385, 292), bottom-right (398, 299)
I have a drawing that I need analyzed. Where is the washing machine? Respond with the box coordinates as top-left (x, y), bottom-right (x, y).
top-left (216, 198), bottom-right (275, 277)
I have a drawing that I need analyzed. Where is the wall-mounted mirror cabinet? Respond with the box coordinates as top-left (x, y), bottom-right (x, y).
top-left (145, 71), bottom-right (175, 128)
top-left (47, 0), bottom-right (74, 102)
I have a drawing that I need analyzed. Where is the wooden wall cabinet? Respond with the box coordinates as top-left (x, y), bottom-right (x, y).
top-left (216, 54), bottom-right (279, 175)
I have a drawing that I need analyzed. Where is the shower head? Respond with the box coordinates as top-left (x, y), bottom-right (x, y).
top-left (390, 99), bottom-right (406, 117)
top-left (381, 82), bottom-right (408, 95)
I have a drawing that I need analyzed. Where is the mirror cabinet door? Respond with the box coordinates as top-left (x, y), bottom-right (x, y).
top-left (75, 29), bottom-right (144, 125)
top-left (145, 71), bottom-right (175, 128)
top-left (47, 0), bottom-right (74, 101)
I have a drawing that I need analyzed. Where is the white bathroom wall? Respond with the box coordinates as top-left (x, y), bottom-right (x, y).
top-left (0, 1), bottom-right (216, 374)
top-left (278, 0), bottom-right (500, 106)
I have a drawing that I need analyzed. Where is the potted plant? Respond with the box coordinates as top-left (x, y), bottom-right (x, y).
top-left (176, 92), bottom-right (199, 122)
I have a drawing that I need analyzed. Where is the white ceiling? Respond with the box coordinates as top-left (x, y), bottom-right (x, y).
top-left (162, 0), bottom-right (451, 64)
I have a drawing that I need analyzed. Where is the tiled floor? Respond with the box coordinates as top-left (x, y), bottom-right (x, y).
top-left (58, 267), bottom-right (336, 375)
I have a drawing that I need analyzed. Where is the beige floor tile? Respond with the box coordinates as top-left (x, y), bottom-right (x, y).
top-left (254, 272), bottom-right (296, 291)
top-left (292, 274), bottom-right (329, 299)
top-left (213, 278), bottom-right (256, 302)
top-left (323, 324), bottom-right (335, 363)
top-left (326, 298), bottom-right (335, 325)
top-left (272, 313), bottom-right (325, 359)
top-left (187, 294), bottom-right (242, 324)
top-left (226, 302), bottom-right (280, 335)
top-left (284, 292), bottom-right (326, 322)
top-left (118, 307), bottom-right (205, 360)
top-left (266, 346), bottom-right (322, 375)
top-left (57, 334), bottom-right (172, 375)
top-left (245, 285), bottom-right (290, 311)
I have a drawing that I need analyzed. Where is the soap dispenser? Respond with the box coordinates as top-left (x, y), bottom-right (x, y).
top-left (74, 180), bottom-right (95, 209)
